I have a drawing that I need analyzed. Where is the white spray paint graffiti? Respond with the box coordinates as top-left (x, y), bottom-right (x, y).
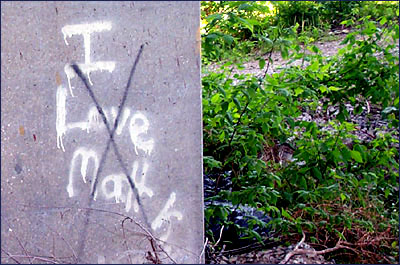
top-left (64, 106), bottom-right (131, 134)
top-left (57, 104), bottom-right (152, 153)
top-left (64, 62), bottom-right (115, 95)
top-left (106, 106), bottom-right (131, 135)
top-left (67, 147), bottom-right (99, 198)
top-left (129, 112), bottom-right (154, 155)
top-left (56, 85), bottom-right (67, 152)
top-left (151, 192), bottom-right (183, 232)
top-left (102, 173), bottom-right (134, 212)
top-left (130, 160), bottom-right (153, 198)
top-left (61, 21), bottom-right (115, 95)
top-left (57, 20), bottom-right (183, 250)
top-left (100, 160), bottom-right (154, 213)
top-left (151, 192), bottom-right (183, 252)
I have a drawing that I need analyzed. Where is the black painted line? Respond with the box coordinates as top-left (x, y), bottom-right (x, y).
top-left (71, 46), bottom-right (149, 222)
top-left (72, 45), bottom-right (151, 262)
top-left (70, 64), bottom-right (113, 198)
top-left (71, 44), bottom-right (144, 199)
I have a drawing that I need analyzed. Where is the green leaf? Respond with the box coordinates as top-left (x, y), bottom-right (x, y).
top-left (354, 105), bottom-right (363, 115)
top-left (233, 97), bottom-right (241, 109)
top-left (384, 188), bottom-right (391, 198)
top-left (218, 131), bottom-right (225, 142)
top-left (380, 17), bottom-right (387, 25)
top-left (211, 93), bottom-right (221, 104)
top-left (215, 206), bottom-right (228, 220)
top-left (309, 61), bottom-right (319, 71)
top-left (205, 13), bottom-right (222, 22)
top-left (320, 63), bottom-right (330, 73)
top-left (354, 144), bottom-right (366, 160)
top-left (312, 167), bottom-right (322, 181)
top-left (262, 37), bottom-right (273, 47)
top-left (297, 203), bottom-right (306, 209)
top-left (279, 88), bottom-right (290, 97)
top-left (341, 20), bottom-right (349, 25)
top-left (281, 209), bottom-right (294, 221)
top-left (228, 101), bottom-right (235, 111)
top-left (332, 149), bottom-right (341, 160)
top-left (299, 176), bottom-right (307, 189)
top-left (238, 3), bottom-right (252, 11)
top-left (392, 241), bottom-right (398, 248)
top-left (222, 34), bottom-right (234, 45)
top-left (203, 156), bottom-right (222, 169)
top-left (328, 86), bottom-right (343, 91)
top-left (294, 87), bottom-right (304, 96)
top-left (217, 86), bottom-right (226, 97)
top-left (237, 17), bottom-right (254, 33)
top-left (247, 86), bottom-right (256, 98)
top-left (319, 85), bottom-right (327, 93)
top-left (205, 33), bottom-right (220, 41)
top-left (259, 58), bottom-right (266, 70)
top-left (316, 73), bottom-right (324, 80)
top-left (319, 143), bottom-right (328, 153)
top-left (280, 46), bottom-right (289, 59)
top-left (350, 150), bottom-right (363, 163)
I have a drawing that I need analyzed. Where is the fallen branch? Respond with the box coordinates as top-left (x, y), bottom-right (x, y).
top-left (1, 248), bottom-right (21, 264)
top-left (0, 250), bottom-right (61, 264)
top-left (198, 237), bottom-right (209, 263)
top-left (124, 216), bottom-right (177, 264)
top-left (279, 232), bottom-right (358, 264)
top-left (14, 234), bottom-right (32, 264)
top-left (42, 222), bottom-right (78, 263)
top-left (121, 217), bottom-right (134, 264)
top-left (74, 206), bottom-right (177, 264)
top-left (21, 205), bottom-right (182, 264)
top-left (212, 225), bottom-right (225, 248)
top-left (279, 231), bottom-right (306, 264)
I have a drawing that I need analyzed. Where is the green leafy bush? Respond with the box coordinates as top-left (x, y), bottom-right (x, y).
top-left (202, 3), bottom-right (399, 263)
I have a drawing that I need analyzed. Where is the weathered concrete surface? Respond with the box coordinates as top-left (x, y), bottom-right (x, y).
top-left (1, 2), bottom-right (203, 263)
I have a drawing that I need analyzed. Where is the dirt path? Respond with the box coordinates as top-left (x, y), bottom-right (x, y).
top-left (205, 32), bottom-right (350, 78)
top-left (205, 30), bottom-right (398, 78)
top-left (235, 33), bottom-right (349, 78)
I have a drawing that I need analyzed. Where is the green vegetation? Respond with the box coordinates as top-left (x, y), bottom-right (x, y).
top-left (202, 1), bottom-right (399, 263)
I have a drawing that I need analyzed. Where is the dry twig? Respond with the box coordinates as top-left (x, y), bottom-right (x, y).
top-left (1, 248), bottom-right (21, 264)
top-left (212, 225), bottom-right (225, 248)
top-left (199, 237), bottom-right (209, 263)
top-left (123, 216), bottom-right (177, 264)
top-left (121, 217), bottom-right (134, 264)
top-left (279, 231), bottom-right (306, 264)
top-left (42, 222), bottom-right (78, 262)
top-left (279, 232), bottom-right (358, 264)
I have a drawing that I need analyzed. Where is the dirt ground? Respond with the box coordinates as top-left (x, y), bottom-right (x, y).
top-left (206, 28), bottom-right (399, 76)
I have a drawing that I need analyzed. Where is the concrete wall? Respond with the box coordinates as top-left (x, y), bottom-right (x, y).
top-left (1, 2), bottom-right (203, 263)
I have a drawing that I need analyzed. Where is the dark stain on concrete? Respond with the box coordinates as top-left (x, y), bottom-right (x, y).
top-left (15, 163), bottom-right (22, 174)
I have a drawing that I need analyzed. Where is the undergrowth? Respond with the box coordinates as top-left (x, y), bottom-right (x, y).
top-left (202, 1), bottom-right (399, 264)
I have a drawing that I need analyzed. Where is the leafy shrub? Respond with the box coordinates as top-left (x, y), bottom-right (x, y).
top-left (273, 1), bottom-right (326, 31)
top-left (202, 4), bottom-right (399, 263)
top-left (201, 1), bottom-right (289, 62)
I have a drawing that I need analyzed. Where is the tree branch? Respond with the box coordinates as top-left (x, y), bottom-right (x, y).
top-left (279, 232), bottom-right (358, 264)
